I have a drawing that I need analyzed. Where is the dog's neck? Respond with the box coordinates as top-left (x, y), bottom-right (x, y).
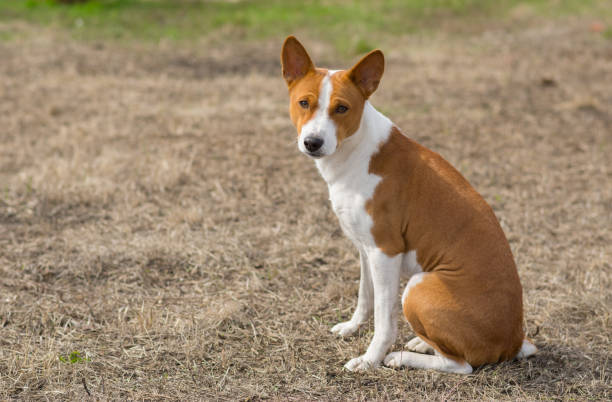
top-left (314, 101), bottom-right (393, 186)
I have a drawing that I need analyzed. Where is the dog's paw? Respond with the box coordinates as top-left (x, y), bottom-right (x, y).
top-left (344, 355), bottom-right (379, 371)
top-left (331, 320), bottom-right (360, 337)
top-left (383, 351), bottom-right (405, 369)
top-left (406, 336), bottom-right (435, 354)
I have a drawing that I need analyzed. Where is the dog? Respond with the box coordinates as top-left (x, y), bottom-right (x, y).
top-left (280, 36), bottom-right (536, 373)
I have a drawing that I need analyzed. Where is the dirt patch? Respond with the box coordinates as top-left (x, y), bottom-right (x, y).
top-left (0, 20), bottom-right (610, 400)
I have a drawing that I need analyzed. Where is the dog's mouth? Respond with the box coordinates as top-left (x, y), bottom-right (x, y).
top-left (304, 150), bottom-right (324, 159)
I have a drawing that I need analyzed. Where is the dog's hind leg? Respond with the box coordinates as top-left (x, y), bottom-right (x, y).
top-left (384, 349), bottom-right (473, 374)
top-left (406, 336), bottom-right (435, 354)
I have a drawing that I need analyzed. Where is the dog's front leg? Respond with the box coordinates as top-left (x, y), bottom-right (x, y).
top-left (331, 249), bottom-right (373, 336)
top-left (344, 250), bottom-right (401, 371)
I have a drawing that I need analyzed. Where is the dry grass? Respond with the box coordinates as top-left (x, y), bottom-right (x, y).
top-left (1, 20), bottom-right (611, 400)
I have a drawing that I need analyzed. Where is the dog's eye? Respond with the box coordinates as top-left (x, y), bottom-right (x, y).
top-left (335, 105), bottom-right (348, 114)
top-left (299, 100), bottom-right (309, 109)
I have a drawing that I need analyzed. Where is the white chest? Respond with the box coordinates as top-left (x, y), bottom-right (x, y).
top-left (330, 189), bottom-right (372, 246)
top-left (329, 171), bottom-right (381, 247)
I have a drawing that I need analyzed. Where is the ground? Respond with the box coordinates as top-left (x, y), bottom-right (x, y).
top-left (0, 8), bottom-right (611, 401)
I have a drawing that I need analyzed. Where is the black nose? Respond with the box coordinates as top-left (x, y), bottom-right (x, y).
top-left (304, 136), bottom-right (323, 152)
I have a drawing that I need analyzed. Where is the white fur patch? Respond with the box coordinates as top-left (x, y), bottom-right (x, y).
top-left (516, 339), bottom-right (537, 359)
top-left (402, 272), bottom-right (426, 305)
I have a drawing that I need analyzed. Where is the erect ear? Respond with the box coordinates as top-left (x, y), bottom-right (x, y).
top-left (281, 36), bottom-right (315, 87)
top-left (348, 49), bottom-right (384, 98)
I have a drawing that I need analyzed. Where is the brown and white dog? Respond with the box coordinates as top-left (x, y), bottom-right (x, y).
top-left (280, 36), bottom-right (536, 373)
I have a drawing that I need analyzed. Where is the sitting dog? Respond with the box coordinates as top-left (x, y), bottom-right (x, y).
top-left (280, 36), bottom-right (536, 373)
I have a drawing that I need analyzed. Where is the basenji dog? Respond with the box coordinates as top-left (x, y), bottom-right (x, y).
top-left (280, 36), bottom-right (536, 373)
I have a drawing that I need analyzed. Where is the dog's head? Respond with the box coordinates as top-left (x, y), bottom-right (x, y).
top-left (281, 36), bottom-right (384, 159)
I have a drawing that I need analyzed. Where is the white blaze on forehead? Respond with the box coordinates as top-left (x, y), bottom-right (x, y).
top-left (297, 72), bottom-right (338, 156)
top-left (317, 73), bottom-right (333, 116)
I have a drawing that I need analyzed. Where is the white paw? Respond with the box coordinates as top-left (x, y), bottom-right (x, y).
top-left (331, 320), bottom-right (360, 337)
top-left (406, 337), bottom-right (434, 354)
top-left (344, 355), bottom-right (379, 371)
top-left (383, 351), bottom-right (405, 368)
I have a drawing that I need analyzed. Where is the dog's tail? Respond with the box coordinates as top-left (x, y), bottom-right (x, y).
top-left (516, 338), bottom-right (537, 359)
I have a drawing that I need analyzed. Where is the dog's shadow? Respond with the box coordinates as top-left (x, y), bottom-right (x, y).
top-left (469, 343), bottom-right (603, 395)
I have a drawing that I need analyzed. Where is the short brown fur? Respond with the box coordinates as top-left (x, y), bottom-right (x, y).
top-left (366, 127), bottom-right (524, 367)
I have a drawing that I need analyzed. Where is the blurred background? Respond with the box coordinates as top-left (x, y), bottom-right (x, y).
top-left (2, 0), bottom-right (611, 53)
top-left (1, 0), bottom-right (610, 400)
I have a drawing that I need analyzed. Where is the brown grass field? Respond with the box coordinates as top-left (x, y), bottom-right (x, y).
top-left (1, 13), bottom-right (611, 401)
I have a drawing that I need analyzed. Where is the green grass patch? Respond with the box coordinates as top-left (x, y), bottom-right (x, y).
top-left (0, 0), bottom-right (610, 51)
top-left (58, 350), bottom-right (90, 364)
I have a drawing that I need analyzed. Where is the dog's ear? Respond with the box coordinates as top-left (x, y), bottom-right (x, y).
top-left (348, 49), bottom-right (384, 98)
top-left (281, 36), bottom-right (315, 87)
